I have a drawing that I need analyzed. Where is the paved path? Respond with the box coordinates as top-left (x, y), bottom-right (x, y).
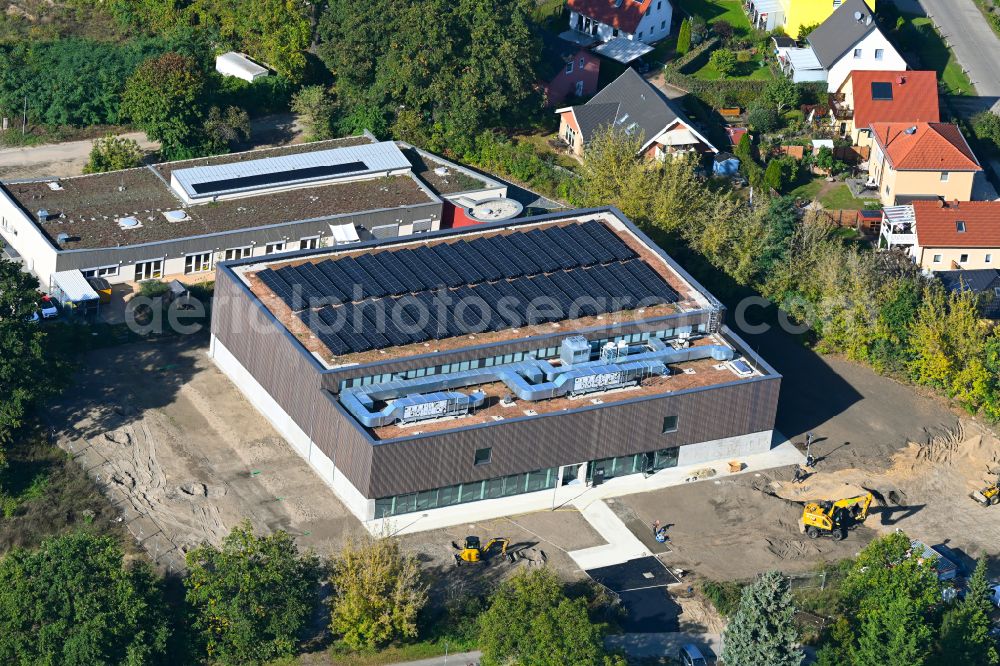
top-left (605, 632), bottom-right (722, 661)
top-left (896, 0), bottom-right (1000, 109)
top-left (387, 651), bottom-right (482, 666)
top-left (567, 498), bottom-right (651, 569)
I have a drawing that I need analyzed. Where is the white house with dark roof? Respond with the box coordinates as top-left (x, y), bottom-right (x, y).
top-left (555, 68), bottom-right (717, 159)
top-left (779, 0), bottom-right (905, 92)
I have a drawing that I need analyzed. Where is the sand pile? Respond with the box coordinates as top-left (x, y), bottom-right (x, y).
top-left (764, 423), bottom-right (1000, 539)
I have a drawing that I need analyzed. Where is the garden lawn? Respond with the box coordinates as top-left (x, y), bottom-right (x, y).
top-left (676, 0), bottom-right (752, 34)
top-left (893, 14), bottom-right (975, 96)
top-left (692, 53), bottom-right (774, 81)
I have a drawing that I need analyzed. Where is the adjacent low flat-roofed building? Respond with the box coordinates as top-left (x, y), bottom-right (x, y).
top-left (215, 52), bottom-right (269, 82)
top-left (210, 208), bottom-right (781, 529)
top-left (0, 136), bottom-right (507, 289)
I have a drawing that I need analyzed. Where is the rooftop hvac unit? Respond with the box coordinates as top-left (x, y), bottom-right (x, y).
top-left (560, 335), bottom-right (591, 367)
top-left (37, 208), bottom-right (50, 221)
top-left (56, 232), bottom-right (70, 245)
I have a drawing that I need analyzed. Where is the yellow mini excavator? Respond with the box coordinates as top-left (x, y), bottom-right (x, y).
top-left (801, 492), bottom-right (873, 541)
top-left (971, 474), bottom-right (1000, 506)
top-left (453, 536), bottom-right (513, 565)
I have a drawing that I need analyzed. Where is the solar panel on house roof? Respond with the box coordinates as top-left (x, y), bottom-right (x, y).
top-left (565, 223), bottom-right (616, 263)
top-left (581, 221), bottom-right (636, 261)
top-left (545, 225), bottom-right (597, 266)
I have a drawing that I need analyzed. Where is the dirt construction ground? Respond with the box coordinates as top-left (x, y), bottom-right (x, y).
top-left (49, 336), bottom-right (366, 570)
top-left (49, 332), bottom-right (1000, 598)
top-left (49, 336), bottom-right (606, 587)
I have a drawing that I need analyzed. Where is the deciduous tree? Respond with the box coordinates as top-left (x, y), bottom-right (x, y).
top-left (478, 569), bottom-right (608, 666)
top-left (291, 85), bottom-right (335, 141)
top-left (709, 48), bottom-right (737, 77)
top-left (0, 256), bottom-right (66, 460)
top-left (0, 531), bottom-right (169, 665)
top-left (328, 535), bottom-right (427, 650)
top-left (121, 52), bottom-right (206, 159)
top-left (185, 521), bottom-right (321, 665)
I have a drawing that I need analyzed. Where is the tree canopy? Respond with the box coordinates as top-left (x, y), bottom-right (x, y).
top-left (84, 135), bottom-right (144, 174)
top-left (722, 570), bottom-right (802, 666)
top-left (121, 52), bottom-right (207, 159)
top-left (184, 521), bottom-right (321, 665)
top-left (0, 255), bottom-right (67, 459)
top-left (328, 535), bottom-right (427, 650)
top-left (0, 531), bottom-right (170, 665)
top-left (478, 569), bottom-right (608, 666)
top-left (317, 0), bottom-right (540, 152)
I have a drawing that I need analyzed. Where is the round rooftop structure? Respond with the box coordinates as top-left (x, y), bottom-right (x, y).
top-left (465, 197), bottom-right (523, 223)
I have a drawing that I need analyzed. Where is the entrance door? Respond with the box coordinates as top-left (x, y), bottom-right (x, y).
top-left (134, 259), bottom-right (163, 281)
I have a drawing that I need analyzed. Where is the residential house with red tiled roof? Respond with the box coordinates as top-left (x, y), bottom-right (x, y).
top-left (831, 71), bottom-right (940, 147)
top-left (867, 122), bottom-right (982, 205)
top-left (566, 0), bottom-right (672, 46)
top-left (883, 200), bottom-right (1000, 272)
top-left (538, 31), bottom-right (601, 107)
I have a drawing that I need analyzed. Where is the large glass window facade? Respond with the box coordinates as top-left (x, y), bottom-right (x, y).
top-left (588, 446), bottom-right (679, 483)
top-left (374, 466), bottom-right (559, 518)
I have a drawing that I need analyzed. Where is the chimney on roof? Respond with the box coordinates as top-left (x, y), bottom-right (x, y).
top-left (897, 75), bottom-right (906, 85)
top-left (952, 199), bottom-right (960, 209)
top-left (904, 126), bottom-right (918, 135)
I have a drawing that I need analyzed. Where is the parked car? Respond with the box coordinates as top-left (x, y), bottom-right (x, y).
top-left (679, 644), bottom-right (708, 666)
top-left (991, 584), bottom-right (1000, 608)
top-left (39, 295), bottom-right (58, 319)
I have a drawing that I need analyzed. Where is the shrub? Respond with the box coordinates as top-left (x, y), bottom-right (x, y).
top-left (748, 105), bottom-right (781, 133)
top-left (83, 134), bottom-right (143, 174)
top-left (702, 580), bottom-right (746, 617)
top-left (709, 48), bottom-right (738, 77)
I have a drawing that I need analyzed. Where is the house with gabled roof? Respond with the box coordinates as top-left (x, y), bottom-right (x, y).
top-left (883, 200), bottom-right (1000, 273)
top-left (779, 0), bottom-right (905, 92)
top-left (746, 0), bottom-right (876, 39)
top-left (566, 0), bottom-right (672, 46)
top-left (538, 31), bottom-right (601, 107)
top-left (868, 122), bottom-right (982, 205)
top-left (830, 70), bottom-right (940, 146)
top-left (555, 68), bottom-right (718, 159)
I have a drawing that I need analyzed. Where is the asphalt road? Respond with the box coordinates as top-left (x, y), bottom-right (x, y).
top-left (897, 0), bottom-right (1000, 109)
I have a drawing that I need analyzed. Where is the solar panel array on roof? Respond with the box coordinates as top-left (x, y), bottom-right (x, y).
top-left (255, 221), bottom-right (678, 355)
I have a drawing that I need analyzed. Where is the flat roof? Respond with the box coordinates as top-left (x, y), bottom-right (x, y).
top-left (171, 141), bottom-right (412, 201)
top-left (236, 211), bottom-right (715, 367)
top-left (369, 338), bottom-right (759, 440)
top-left (401, 147), bottom-right (502, 196)
top-left (3, 137), bottom-right (439, 250)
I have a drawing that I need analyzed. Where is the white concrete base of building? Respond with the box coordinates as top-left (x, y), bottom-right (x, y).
top-left (209, 335), bottom-right (374, 521)
top-left (370, 434), bottom-right (803, 537)
top-left (210, 334), bottom-right (801, 538)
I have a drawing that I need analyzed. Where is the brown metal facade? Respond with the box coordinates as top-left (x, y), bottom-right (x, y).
top-left (210, 208), bottom-right (782, 501)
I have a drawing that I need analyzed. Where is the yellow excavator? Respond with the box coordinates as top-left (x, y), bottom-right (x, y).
top-left (971, 474), bottom-right (1000, 506)
top-left (801, 492), bottom-right (873, 541)
top-left (453, 536), bottom-right (513, 565)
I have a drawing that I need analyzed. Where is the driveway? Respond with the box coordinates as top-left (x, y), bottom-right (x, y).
top-left (896, 0), bottom-right (1000, 110)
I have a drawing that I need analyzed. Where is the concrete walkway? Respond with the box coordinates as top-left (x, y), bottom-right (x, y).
top-left (387, 651), bottom-right (482, 666)
top-left (605, 632), bottom-right (722, 661)
top-left (567, 498), bottom-right (651, 570)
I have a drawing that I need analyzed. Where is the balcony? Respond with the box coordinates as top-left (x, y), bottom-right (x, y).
top-left (880, 205), bottom-right (917, 249)
top-left (828, 93), bottom-right (853, 121)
